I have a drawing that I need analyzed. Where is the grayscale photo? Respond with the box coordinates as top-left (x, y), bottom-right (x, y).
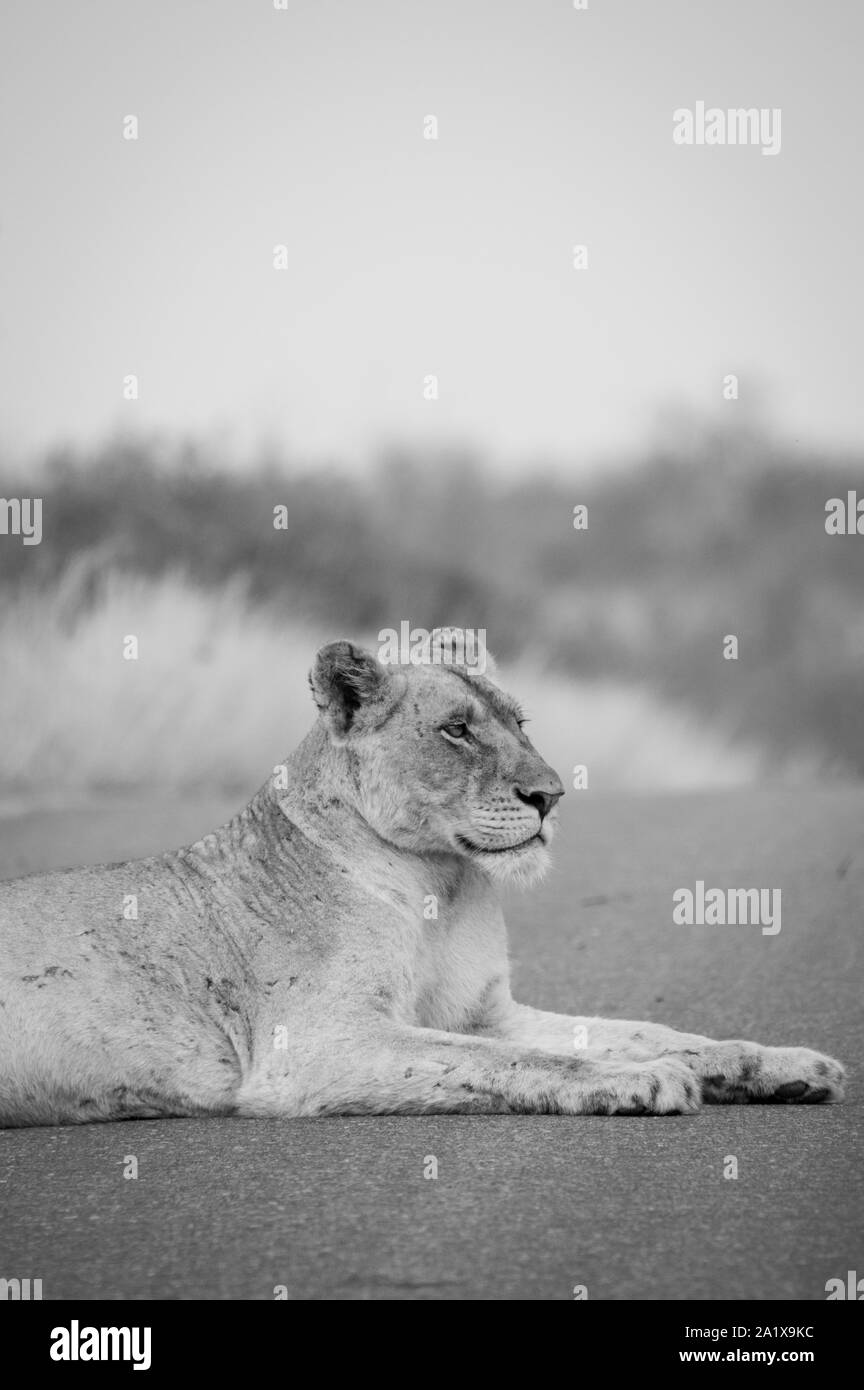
top-left (1, 0), bottom-right (862, 1345)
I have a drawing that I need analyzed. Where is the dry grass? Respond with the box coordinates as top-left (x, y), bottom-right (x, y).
top-left (0, 567), bottom-right (766, 811)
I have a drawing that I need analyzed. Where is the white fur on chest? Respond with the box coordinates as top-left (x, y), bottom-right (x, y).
top-left (339, 845), bottom-right (509, 1032)
top-left (410, 869), bottom-right (509, 1032)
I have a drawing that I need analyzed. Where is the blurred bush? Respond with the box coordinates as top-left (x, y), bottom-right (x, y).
top-left (1, 422), bottom-right (861, 789)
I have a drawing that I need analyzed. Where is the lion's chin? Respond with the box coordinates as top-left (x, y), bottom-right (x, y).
top-left (463, 837), bottom-right (552, 888)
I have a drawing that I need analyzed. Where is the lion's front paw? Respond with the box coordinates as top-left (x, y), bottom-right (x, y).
top-left (756, 1047), bottom-right (846, 1105)
top-left (700, 1044), bottom-right (846, 1105)
top-left (584, 1056), bottom-right (701, 1116)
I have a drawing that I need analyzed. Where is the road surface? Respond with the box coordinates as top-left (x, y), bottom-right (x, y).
top-left (1, 787), bottom-right (861, 1299)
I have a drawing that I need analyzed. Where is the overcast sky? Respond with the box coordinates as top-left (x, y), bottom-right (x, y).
top-left (1, 0), bottom-right (861, 471)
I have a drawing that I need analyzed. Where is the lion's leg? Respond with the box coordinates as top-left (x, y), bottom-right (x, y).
top-left (497, 1005), bottom-right (846, 1105)
top-left (238, 1023), bottom-right (701, 1117)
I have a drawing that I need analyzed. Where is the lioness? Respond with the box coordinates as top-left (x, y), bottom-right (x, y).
top-left (0, 632), bottom-right (845, 1126)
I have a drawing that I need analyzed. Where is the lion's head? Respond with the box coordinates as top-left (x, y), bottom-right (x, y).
top-left (307, 630), bottom-right (564, 883)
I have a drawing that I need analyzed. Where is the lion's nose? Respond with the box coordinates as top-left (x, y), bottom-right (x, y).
top-left (514, 784), bottom-right (564, 820)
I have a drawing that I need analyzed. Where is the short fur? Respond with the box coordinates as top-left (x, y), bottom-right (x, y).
top-left (0, 631), bottom-right (845, 1125)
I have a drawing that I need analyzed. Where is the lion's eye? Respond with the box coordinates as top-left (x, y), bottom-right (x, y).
top-left (441, 721), bottom-right (469, 741)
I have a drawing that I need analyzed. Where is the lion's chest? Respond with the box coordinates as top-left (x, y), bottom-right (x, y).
top-left (407, 880), bottom-right (509, 1034)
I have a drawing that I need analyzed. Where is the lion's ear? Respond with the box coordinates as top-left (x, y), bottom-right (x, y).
top-left (309, 641), bottom-right (393, 740)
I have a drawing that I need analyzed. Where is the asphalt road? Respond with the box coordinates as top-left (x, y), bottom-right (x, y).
top-left (1, 786), bottom-right (862, 1300)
